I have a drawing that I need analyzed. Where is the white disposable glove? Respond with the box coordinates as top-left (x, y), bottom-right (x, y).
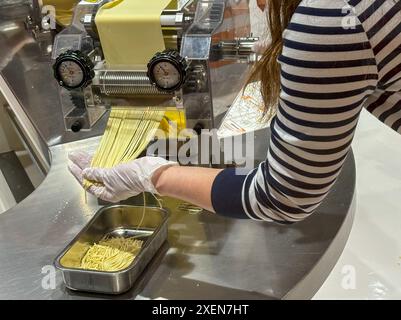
top-left (68, 151), bottom-right (178, 203)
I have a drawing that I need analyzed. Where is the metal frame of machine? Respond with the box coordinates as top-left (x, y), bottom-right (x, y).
top-left (47, 0), bottom-right (257, 133)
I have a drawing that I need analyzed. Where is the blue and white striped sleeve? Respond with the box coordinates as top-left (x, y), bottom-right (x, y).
top-left (211, 0), bottom-right (378, 223)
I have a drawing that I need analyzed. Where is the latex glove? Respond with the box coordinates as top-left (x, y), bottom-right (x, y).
top-left (68, 151), bottom-right (178, 203)
top-left (68, 150), bottom-right (93, 184)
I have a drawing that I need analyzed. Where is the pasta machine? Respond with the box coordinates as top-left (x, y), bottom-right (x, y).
top-left (50, 0), bottom-right (258, 133)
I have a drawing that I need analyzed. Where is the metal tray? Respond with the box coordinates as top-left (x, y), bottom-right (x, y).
top-left (54, 205), bottom-right (169, 295)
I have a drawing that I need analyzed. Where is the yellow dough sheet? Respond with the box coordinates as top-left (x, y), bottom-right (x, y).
top-left (95, 0), bottom-right (172, 68)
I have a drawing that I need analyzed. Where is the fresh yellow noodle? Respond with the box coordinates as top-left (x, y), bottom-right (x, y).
top-left (81, 236), bottom-right (143, 272)
top-left (83, 107), bottom-right (165, 190)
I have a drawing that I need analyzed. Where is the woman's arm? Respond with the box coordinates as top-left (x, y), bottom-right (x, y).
top-left (155, 3), bottom-right (378, 223)
top-left (153, 166), bottom-right (222, 213)
top-left (209, 2), bottom-right (378, 223)
top-left (70, 154), bottom-right (224, 209)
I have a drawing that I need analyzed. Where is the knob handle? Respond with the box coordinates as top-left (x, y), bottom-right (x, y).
top-left (147, 50), bottom-right (188, 92)
top-left (53, 50), bottom-right (95, 90)
top-left (70, 121), bottom-right (82, 133)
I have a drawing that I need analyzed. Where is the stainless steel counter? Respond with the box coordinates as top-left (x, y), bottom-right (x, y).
top-left (0, 4), bottom-right (356, 300)
top-left (0, 135), bottom-right (356, 300)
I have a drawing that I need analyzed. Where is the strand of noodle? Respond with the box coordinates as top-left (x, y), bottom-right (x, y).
top-left (94, 112), bottom-right (121, 168)
top-left (151, 193), bottom-right (163, 209)
top-left (103, 111), bottom-right (125, 167)
top-left (136, 192), bottom-right (146, 232)
top-left (115, 109), bottom-right (144, 162)
top-left (120, 109), bottom-right (151, 161)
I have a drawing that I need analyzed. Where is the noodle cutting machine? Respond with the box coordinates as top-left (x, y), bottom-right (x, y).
top-left (49, 0), bottom-right (258, 134)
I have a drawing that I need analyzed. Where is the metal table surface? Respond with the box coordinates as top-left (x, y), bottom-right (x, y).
top-left (0, 135), bottom-right (356, 300)
top-left (0, 5), bottom-right (356, 300)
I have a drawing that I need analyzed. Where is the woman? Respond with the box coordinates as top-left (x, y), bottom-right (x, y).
top-left (69, 0), bottom-right (401, 224)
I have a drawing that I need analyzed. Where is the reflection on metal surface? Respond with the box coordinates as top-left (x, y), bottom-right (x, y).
top-left (0, 169), bottom-right (17, 212)
top-left (1, 76), bottom-right (50, 175)
top-left (368, 279), bottom-right (388, 300)
top-left (177, 202), bottom-right (203, 215)
top-left (0, 2), bottom-right (29, 21)
top-left (0, 22), bottom-right (19, 32)
top-left (284, 196), bottom-right (356, 299)
top-left (0, 0), bottom-right (29, 5)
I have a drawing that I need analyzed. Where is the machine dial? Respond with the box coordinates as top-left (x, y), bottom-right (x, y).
top-left (147, 50), bottom-right (188, 92)
top-left (53, 50), bottom-right (95, 90)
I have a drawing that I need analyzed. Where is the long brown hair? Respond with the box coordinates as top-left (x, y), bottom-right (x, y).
top-left (248, 0), bottom-right (301, 118)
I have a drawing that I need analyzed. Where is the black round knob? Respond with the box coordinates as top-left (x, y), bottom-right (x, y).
top-left (71, 121), bottom-right (82, 133)
top-left (53, 50), bottom-right (95, 90)
top-left (147, 49), bottom-right (188, 92)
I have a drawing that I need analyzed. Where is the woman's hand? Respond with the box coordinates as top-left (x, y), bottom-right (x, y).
top-left (68, 151), bottom-right (220, 212)
top-left (68, 151), bottom-right (178, 203)
top-left (68, 150), bottom-right (93, 184)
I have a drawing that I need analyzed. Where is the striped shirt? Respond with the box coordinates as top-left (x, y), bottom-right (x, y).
top-left (211, 0), bottom-right (401, 223)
